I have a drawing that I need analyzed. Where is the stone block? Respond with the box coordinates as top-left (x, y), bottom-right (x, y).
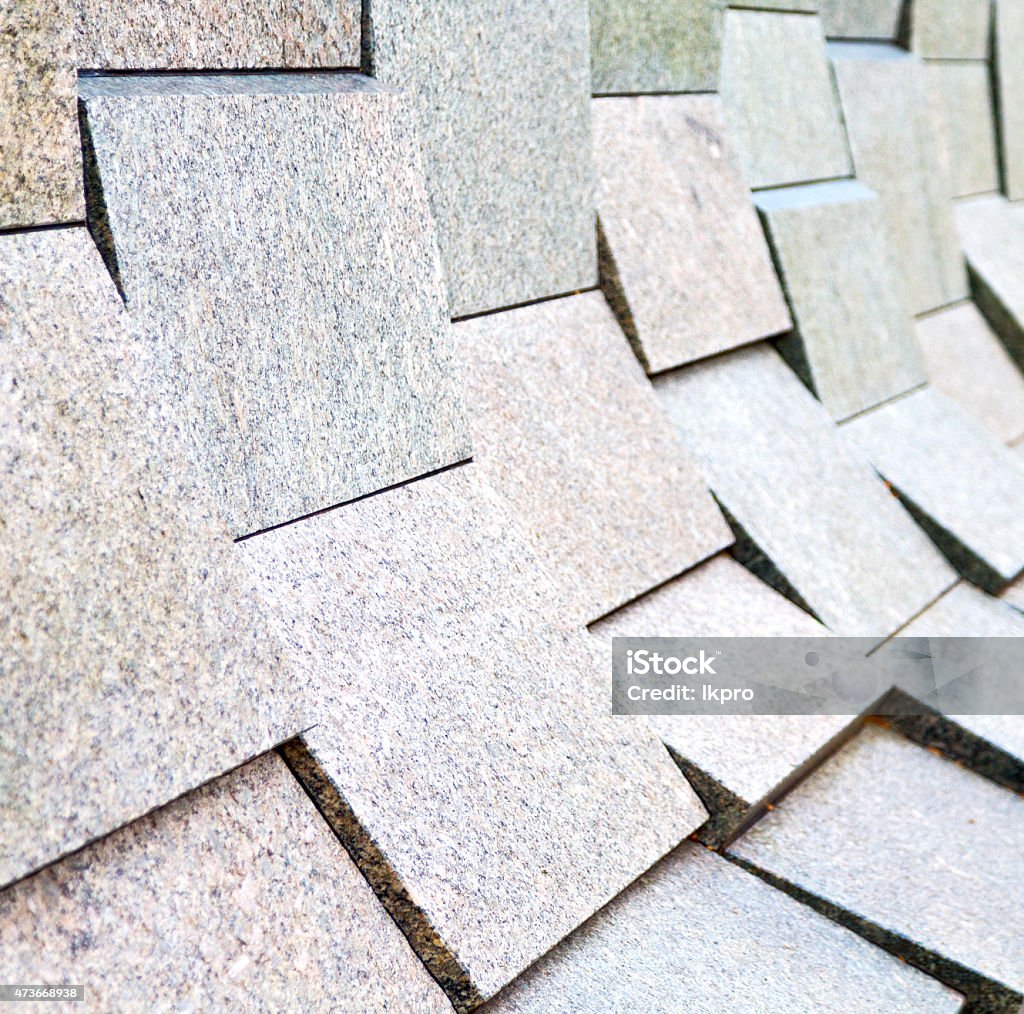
top-left (593, 94), bottom-right (791, 373)
top-left (454, 291), bottom-right (731, 626)
top-left (78, 73), bottom-right (471, 539)
top-left (996, 0), bottom-right (1024, 200)
top-left (908, 0), bottom-right (991, 58)
top-left (720, 10), bottom-right (852, 188)
top-left (755, 179), bottom-right (925, 421)
top-left (819, 0), bottom-right (905, 39)
top-left (653, 344), bottom-right (957, 639)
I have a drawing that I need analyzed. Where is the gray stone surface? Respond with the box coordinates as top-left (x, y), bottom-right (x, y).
top-left (996, 0), bottom-right (1024, 201)
top-left (755, 179), bottom-right (925, 421)
top-left (831, 43), bottom-right (967, 314)
top-left (731, 723), bottom-right (1024, 994)
top-left (926, 61), bottom-right (1000, 199)
top-left (819, 0), bottom-right (904, 39)
top-left (79, 73), bottom-right (471, 539)
top-left (592, 553), bottom-right (854, 811)
top-left (720, 10), bottom-right (852, 189)
top-left (0, 754), bottom-right (452, 1012)
top-left (367, 0), bottom-right (596, 317)
top-left (593, 94), bottom-right (792, 373)
top-left (241, 463), bottom-right (707, 1008)
top-left (486, 842), bottom-right (962, 1014)
top-left (0, 229), bottom-right (304, 889)
top-left (653, 345), bottom-right (957, 639)
top-left (916, 302), bottom-right (1024, 445)
top-left (842, 387), bottom-right (1024, 590)
top-left (454, 291), bottom-right (731, 626)
top-left (589, 0), bottom-right (723, 95)
top-left (908, 0), bottom-right (991, 58)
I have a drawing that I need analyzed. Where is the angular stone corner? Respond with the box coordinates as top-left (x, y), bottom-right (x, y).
top-left (819, 0), bottom-right (905, 40)
top-left (454, 291), bottom-right (731, 626)
top-left (240, 463), bottom-right (706, 1009)
top-left (719, 10), bottom-right (852, 189)
top-left (653, 345), bottom-right (957, 640)
top-left (593, 94), bottom-right (791, 373)
top-left (366, 0), bottom-right (596, 317)
top-left (996, 0), bottom-right (1024, 201)
top-left (588, 0), bottom-right (724, 95)
top-left (830, 42), bottom-right (967, 314)
top-left (0, 228), bottom-right (305, 889)
top-left (907, 0), bottom-right (991, 58)
top-left (0, 754), bottom-right (451, 1011)
top-left (78, 72), bottom-right (471, 538)
top-left (755, 179), bottom-right (925, 422)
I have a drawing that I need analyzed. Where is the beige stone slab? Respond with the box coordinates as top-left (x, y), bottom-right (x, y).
top-left (996, 0), bottom-right (1024, 200)
top-left (0, 228), bottom-right (304, 889)
top-left (908, 0), bottom-right (991, 58)
top-left (454, 291), bottom-right (731, 626)
top-left (79, 73), bottom-right (471, 539)
top-left (653, 345), bottom-right (957, 639)
top-left (720, 10), bottom-right (852, 189)
top-left (820, 0), bottom-right (904, 39)
top-left (830, 43), bottom-right (967, 314)
top-left (916, 302), bottom-right (1024, 445)
top-left (241, 463), bottom-right (707, 1009)
top-left (593, 94), bottom-right (791, 373)
top-left (0, 754), bottom-right (452, 1012)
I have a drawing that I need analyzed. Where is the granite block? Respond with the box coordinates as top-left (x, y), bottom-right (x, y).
top-left (79, 73), bottom-right (471, 538)
top-left (0, 2), bottom-right (82, 228)
top-left (0, 754), bottom-right (452, 1012)
top-left (831, 43), bottom-right (967, 314)
top-left (746, 0), bottom-right (819, 9)
top-left (593, 94), bottom-right (792, 373)
top-left (241, 463), bottom-right (707, 1009)
top-left (0, 229), bottom-right (303, 889)
top-left (588, 0), bottom-right (724, 94)
top-left (454, 291), bottom-right (731, 626)
top-left (756, 179), bottom-right (925, 421)
top-left (819, 0), bottom-right (905, 39)
top-left (842, 387), bottom-right (1024, 590)
top-left (996, 0), bottom-right (1024, 200)
top-left (653, 345), bottom-right (957, 639)
top-left (719, 10), bottom-right (852, 189)
top-left (366, 0), bottom-right (596, 317)
top-left (916, 302), bottom-right (1024, 445)
top-left (926, 62), bottom-right (1000, 198)
top-left (731, 723), bottom-right (1024, 995)
top-left (486, 842), bottom-right (962, 1014)
top-left (908, 0), bottom-right (991, 58)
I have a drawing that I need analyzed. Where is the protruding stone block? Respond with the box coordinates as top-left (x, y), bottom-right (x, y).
top-left (996, 0), bottom-right (1024, 200)
top-left (907, 0), bottom-right (991, 58)
top-left (819, 0), bottom-right (904, 39)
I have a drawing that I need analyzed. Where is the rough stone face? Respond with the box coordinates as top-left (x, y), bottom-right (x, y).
top-left (454, 291), bottom-right (731, 626)
top-left (487, 842), bottom-right (962, 1014)
top-left (842, 387), bottom-right (1024, 591)
top-left (366, 0), bottom-right (596, 317)
top-left (653, 345), bottom-right (957, 640)
top-left (79, 73), bottom-right (471, 539)
top-left (755, 179), bottom-right (925, 422)
top-left (719, 10), bottom-right (852, 189)
top-left (731, 723), bottom-right (1024, 996)
top-left (241, 463), bottom-right (707, 1009)
top-left (0, 754), bottom-right (452, 1012)
top-left (916, 302), bottom-right (1024, 445)
top-left (588, 0), bottom-right (724, 95)
top-left (907, 0), bottom-right (991, 58)
top-left (0, 229), bottom-right (303, 889)
top-left (593, 94), bottom-right (791, 373)
top-left (819, 0), bottom-right (904, 39)
top-left (830, 43), bottom-right (967, 314)
top-left (926, 62), bottom-right (1000, 199)
top-left (996, 0), bottom-right (1024, 200)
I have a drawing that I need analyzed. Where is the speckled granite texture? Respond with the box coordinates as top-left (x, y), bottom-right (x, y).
top-left (588, 0), bottom-right (724, 94)
top-left (731, 724), bottom-right (1024, 995)
top-left (996, 0), bottom-right (1024, 201)
top-left (79, 73), bottom-right (471, 538)
top-left (916, 303), bottom-right (1024, 445)
top-left (593, 94), bottom-right (791, 373)
top-left (454, 291), bottom-right (731, 626)
top-left (241, 464), bottom-right (707, 1008)
top-left (908, 0), bottom-right (991, 58)
top-left (819, 0), bottom-right (904, 39)
top-left (653, 345), bottom-right (957, 640)
top-left (366, 0), bottom-right (596, 317)
top-left (842, 387), bottom-right (1024, 590)
top-left (486, 843), bottom-right (962, 1014)
top-left (830, 43), bottom-right (967, 315)
top-left (0, 229), bottom-right (304, 889)
top-left (719, 10), bottom-right (852, 189)
top-left (0, 754), bottom-right (452, 1011)
top-left (756, 180), bottom-right (925, 422)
